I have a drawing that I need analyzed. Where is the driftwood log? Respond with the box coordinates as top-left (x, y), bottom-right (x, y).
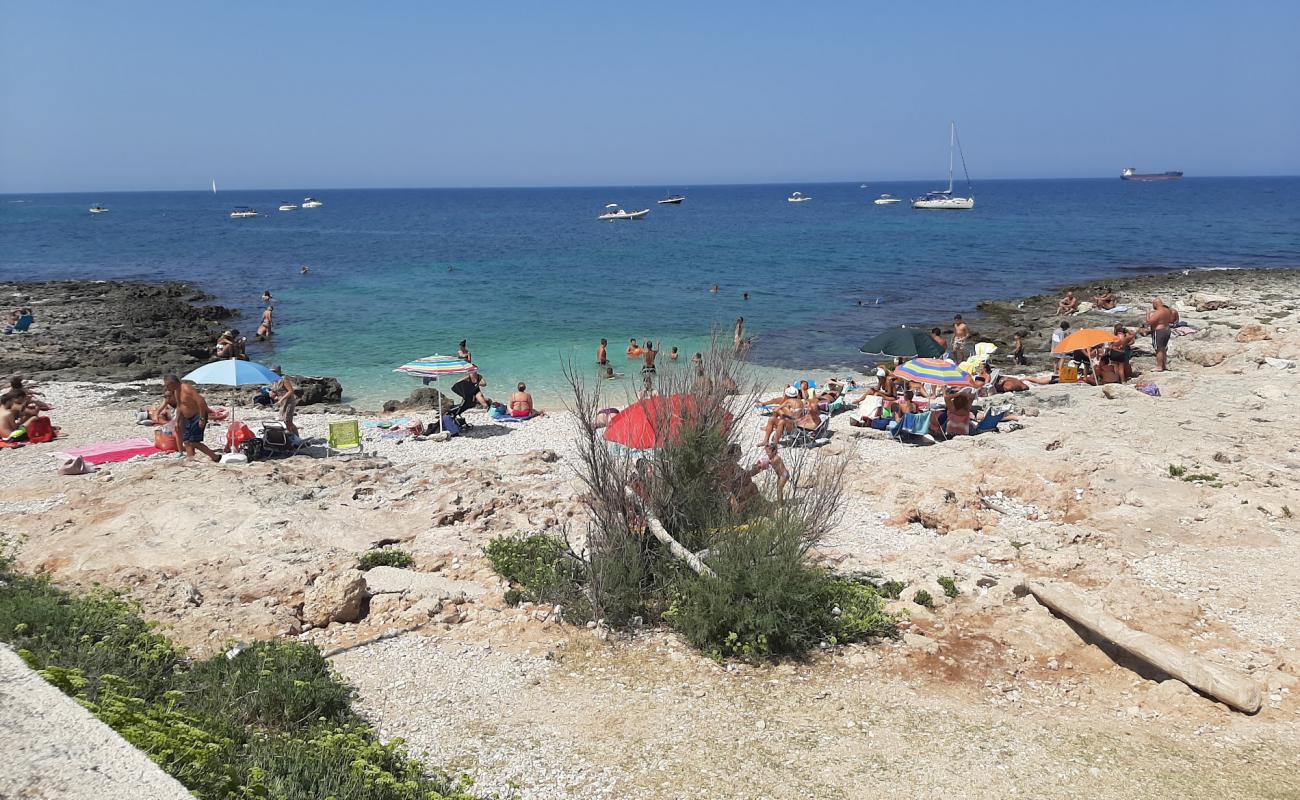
top-left (625, 488), bottom-right (716, 578)
top-left (1023, 580), bottom-right (1262, 714)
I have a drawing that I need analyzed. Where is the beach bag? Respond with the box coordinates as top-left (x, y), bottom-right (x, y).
top-left (240, 437), bottom-right (264, 461)
top-left (26, 416), bottom-right (54, 443)
top-left (440, 415), bottom-right (461, 436)
top-left (1060, 363), bottom-right (1079, 383)
top-left (154, 425), bottom-right (178, 452)
top-left (226, 420), bottom-right (255, 451)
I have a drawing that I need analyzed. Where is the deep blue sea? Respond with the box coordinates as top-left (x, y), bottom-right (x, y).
top-left (3, 178), bottom-right (1298, 402)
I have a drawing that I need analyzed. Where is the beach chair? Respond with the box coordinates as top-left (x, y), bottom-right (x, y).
top-left (260, 420), bottom-right (305, 457)
top-left (973, 410), bottom-right (1008, 435)
top-left (782, 415), bottom-right (830, 448)
top-left (891, 411), bottom-right (939, 445)
top-left (326, 420), bottom-right (364, 457)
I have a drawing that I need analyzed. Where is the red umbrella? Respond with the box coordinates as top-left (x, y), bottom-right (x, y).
top-left (603, 395), bottom-right (728, 451)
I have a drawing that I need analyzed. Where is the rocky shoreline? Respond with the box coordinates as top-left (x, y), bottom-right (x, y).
top-left (930, 267), bottom-right (1300, 374)
top-left (0, 281), bottom-right (237, 382)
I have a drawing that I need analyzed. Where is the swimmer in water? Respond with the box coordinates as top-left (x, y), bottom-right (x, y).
top-left (300, 266), bottom-right (310, 275)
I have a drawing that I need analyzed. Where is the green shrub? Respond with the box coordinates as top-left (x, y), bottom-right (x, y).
top-left (913, 589), bottom-right (935, 608)
top-left (175, 640), bottom-right (352, 730)
top-left (825, 578), bottom-right (898, 644)
top-left (0, 557), bottom-right (475, 800)
top-left (357, 547), bottom-right (414, 571)
top-left (485, 534), bottom-right (591, 621)
top-left (937, 576), bottom-right (960, 599)
top-left (878, 580), bottom-right (905, 600)
top-left (665, 520), bottom-right (897, 660)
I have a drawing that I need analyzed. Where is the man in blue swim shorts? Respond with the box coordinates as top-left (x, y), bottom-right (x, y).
top-left (163, 375), bottom-right (220, 462)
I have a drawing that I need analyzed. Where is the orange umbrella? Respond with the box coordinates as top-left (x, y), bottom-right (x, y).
top-left (1053, 328), bottom-right (1114, 353)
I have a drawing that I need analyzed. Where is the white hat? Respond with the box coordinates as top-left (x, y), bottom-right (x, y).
top-left (784, 386), bottom-right (799, 398)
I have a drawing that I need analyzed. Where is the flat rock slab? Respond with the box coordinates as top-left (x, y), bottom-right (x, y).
top-left (0, 644), bottom-right (196, 800)
top-left (363, 566), bottom-right (488, 600)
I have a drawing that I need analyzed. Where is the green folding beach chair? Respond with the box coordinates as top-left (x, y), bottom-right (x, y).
top-left (326, 420), bottom-right (364, 457)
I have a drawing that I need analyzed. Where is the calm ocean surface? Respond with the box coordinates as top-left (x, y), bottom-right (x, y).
top-left (3, 178), bottom-right (1298, 402)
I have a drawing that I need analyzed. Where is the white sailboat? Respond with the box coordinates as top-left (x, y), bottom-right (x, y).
top-left (912, 121), bottom-right (974, 210)
top-left (211, 179), bottom-right (217, 194)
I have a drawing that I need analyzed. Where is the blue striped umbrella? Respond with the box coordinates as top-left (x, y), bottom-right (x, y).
top-left (894, 358), bottom-right (975, 387)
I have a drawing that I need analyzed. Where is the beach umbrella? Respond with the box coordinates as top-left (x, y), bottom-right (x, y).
top-left (182, 358), bottom-right (282, 442)
top-left (1053, 329), bottom-right (1114, 354)
top-left (394, 354), bottom-right (477, 433)
top-left (184, 358), bottom-right (281, 386)
top-left (893, 358), bottom-right (976, 388)
top-left (604, 394), bottom-right (729, 453)
top-left (860, 327), bottom-right (944, 359)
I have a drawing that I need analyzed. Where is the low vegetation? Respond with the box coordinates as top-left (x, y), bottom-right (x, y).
top-left (937, 576), bottom-right (960, 599)
top-left (0, 554), bottom-right (474, 800)
top-left (1168, 464), bottom-right (1221, 484)
top-left (485, 341), bottom-right (898, 662)
top-left (913, 589), bottom-right (935, 609)
top-left (357, 546), bottom-right (414, 571)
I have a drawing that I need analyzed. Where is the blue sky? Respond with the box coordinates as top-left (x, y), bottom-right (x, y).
top-left (1, 2), bottom-right (1297, 192)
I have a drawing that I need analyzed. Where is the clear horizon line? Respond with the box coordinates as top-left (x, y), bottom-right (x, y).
top-left (3, 172), bottom-right (1298, 196)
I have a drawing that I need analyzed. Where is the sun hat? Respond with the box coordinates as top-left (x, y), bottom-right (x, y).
top-left (784, 386), bottom-right (799, 398)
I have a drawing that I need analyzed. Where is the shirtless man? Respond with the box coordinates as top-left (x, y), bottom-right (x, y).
top-left (642, 340), bottom-right (659, 373)
top-left (930, 327), bottom-right (948, 356)
top-left (1056, 291), bottom-right (1079, 315)
top-left (1142, 298), bottom-right (1178, 372)
top-left (1093, 286), bottom-right (1117, 310)
top-left (951, 315), bottom-right (972, 363)
top-left (760, 386), bottom-right (806, 446)
top-left (164, 375), bottom-right (219, 461)
top-left (596, 338), bottom-right (608, 365)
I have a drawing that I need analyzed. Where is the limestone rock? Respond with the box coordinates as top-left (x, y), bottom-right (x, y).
top-left (382, 387), bottom-right (454, 414)
top-left (1180, 345), bottom-right (1236, 368)
top-left (302, 571), bottom-right (369, 627)
top-left (1235, 324), bottom-right (1271, 343)
top-left (1192, 292), bottom-right (1233, 312)
top-left (363, 566), bottom-right (487, 601)
top-left (903, 632), bottom-right (940, 655)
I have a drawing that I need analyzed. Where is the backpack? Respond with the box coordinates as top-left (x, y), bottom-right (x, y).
top-left (26, 416), bottom-right (55, 444)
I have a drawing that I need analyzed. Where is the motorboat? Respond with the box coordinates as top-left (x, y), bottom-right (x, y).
top-left (787, 192), bottom-right (811, 203)
top-left (89, 204), bottom-right (108, 214)
top-left (301, 197), bottom-right (323, 208)
top-left (913, 121), bottom-right (975, 210)
top-left (873, 194), bottom-right (901, 205)
top-left (598, 203), bottom-right (649, 221)
top-left (230, 206), bottom-right (259, 218)
top-left (278, 202), bottom-right (299, 211)
top-left (657, 194), bottom-right (686, 205)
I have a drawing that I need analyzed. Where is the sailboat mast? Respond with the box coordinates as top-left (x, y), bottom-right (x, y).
top-left (947, 121), bottom-right (955, 194)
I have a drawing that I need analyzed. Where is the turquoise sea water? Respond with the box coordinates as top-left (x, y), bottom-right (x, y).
top-left (3, 178), bottom-right (1298, 403)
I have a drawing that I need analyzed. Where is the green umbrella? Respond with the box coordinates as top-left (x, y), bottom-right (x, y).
top-left (860, 327), bottom-right (945, 359)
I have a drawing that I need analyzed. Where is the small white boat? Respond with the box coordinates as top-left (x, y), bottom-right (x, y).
top-left (873, 194), bottom-right (901, 206)
top-left (913, 121), bottom-right (975, 210)
top-left (301, 197), bottom-right (323, 208)
top-left (657, 194), bottom-right (685, 205)
top-left (859, 184), bottom-right (868, 189)
top-left (278, 202), bottom-right (299, 211)
top-left (787, 192), bottom-right (811, 203)
top-left (598, 203), bottom-right (650, 221)
top-left (230, 206), bottom-right (259, 218)
top-left (89, 205), bottom-right (108, 214)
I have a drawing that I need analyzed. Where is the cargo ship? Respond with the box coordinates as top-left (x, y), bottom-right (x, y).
top-left (1121, 167), bottom-right (1183, 182)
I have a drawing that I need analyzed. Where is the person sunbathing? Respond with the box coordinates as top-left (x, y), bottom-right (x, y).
top-left (1093, 287), bottom-right (1117, 310)
top-left (975, 363), bottom-right (1031, 393)
top-left (0, 393), bottom-right (32, 439)
top-left (760, 387), bottom-right (806, 446)
top-left (8, 376), bottom-right (52, 412)
top-left (1056, 291), bottom-right (1079, 315)
top-left (509, 382), bottom-right (541, 418)
top-left (945, 393), bottom-right (974, 436)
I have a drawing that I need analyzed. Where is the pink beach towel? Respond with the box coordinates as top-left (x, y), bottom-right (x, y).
top-left (59, 438), bottom-right (161, 465)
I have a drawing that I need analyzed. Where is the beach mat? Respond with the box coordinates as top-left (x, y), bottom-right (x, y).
top-left (57, 438), bottom-right (160, 465)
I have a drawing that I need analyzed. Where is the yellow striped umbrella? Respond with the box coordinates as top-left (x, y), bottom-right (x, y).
top-left (894, 358), bottom-right (975, 387)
